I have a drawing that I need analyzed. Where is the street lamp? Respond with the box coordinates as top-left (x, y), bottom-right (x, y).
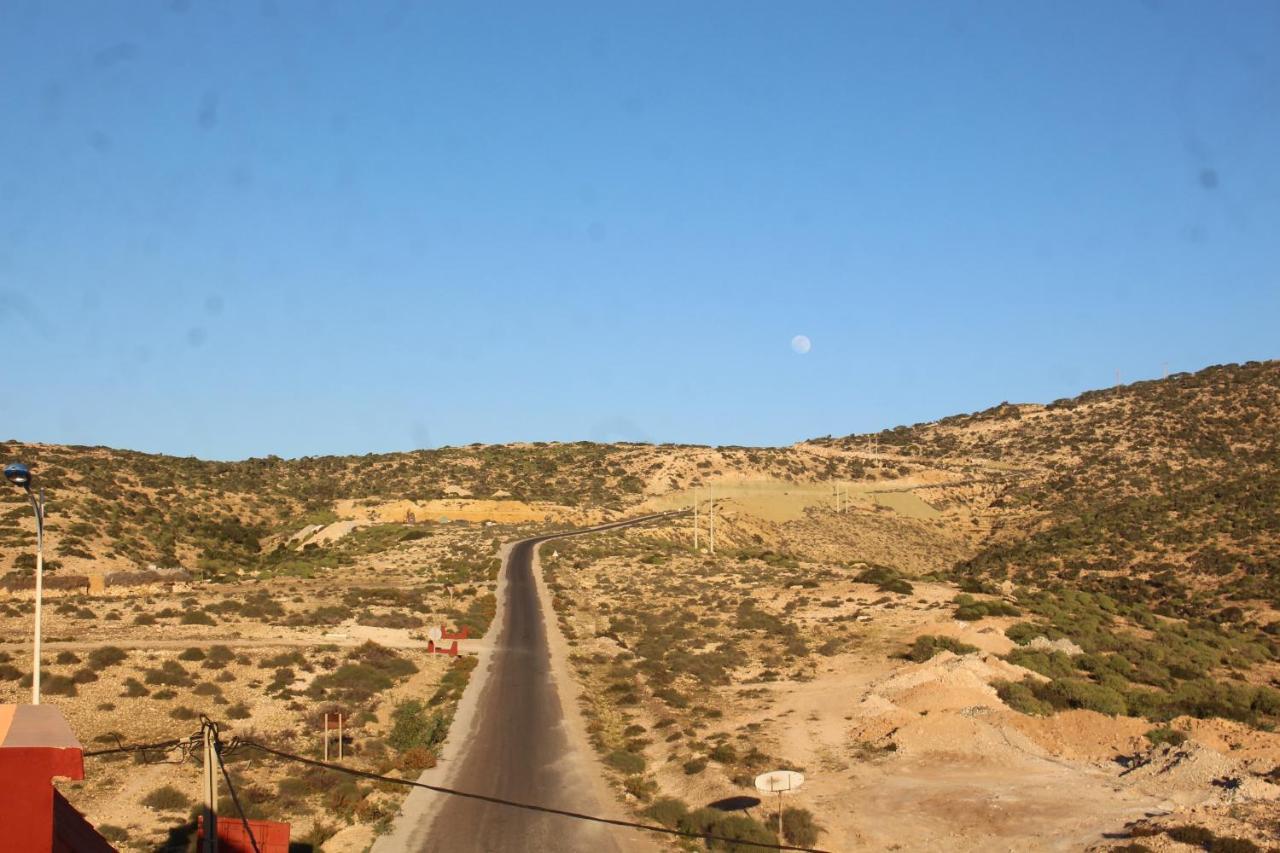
top-left (4, 463), bottom-right (45, 705)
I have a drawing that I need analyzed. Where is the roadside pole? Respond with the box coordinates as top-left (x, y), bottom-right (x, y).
top-left (693, 490), bottom-right (699, 551)
top-left (709, 488), bottom-right (715, 554)
top-left (202, 722), bottom-right (218, 853)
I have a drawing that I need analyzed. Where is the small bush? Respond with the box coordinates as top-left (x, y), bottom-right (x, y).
top-left (682, 758), bottom-right (707, 775)
top-left (605, 749), bottom-right (646, 775)
top-left (1144, 727), bottom-right (1187, 748)
top-left (388, 700), bottom-right (450, 752)
top-left (180, 610), bottom-right (216, 626)
top-left (178, 648), bottom-right (205, 661)
top-left (226, 702), bottom-right (251, 720)
top-left (623, 775), bottom-right (657, 802)
top-left (643, 796), bottom-right (688, 828)
top-left (144, 660), bottom-right (193, 687)
top-left (142, 785), bottom-right (191, 811)
top-left (88, 646), bottom-right (128, 669)
top-left (121, 678), bottom-right (149, 698)
top-left (43, 674), bottom-right (77, 697)
top-left (97, 825), bottom-right (129, 844)
top-left (907, 635), bottom-right (978, 663)
top-left (778, 807), bottom-right (822, 847)
top-left (399, 746), bottom-right (438, 771)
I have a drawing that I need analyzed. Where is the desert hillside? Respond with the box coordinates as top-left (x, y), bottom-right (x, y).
top-left (1, 359), bottom-right (1278, 850)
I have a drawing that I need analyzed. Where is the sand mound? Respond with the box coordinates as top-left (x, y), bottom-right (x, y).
top-left (847, 652), bottom-right (1056, 762)
top-left (1004, 709), bottom-right (1149, 762)
top-left (1121, 742), bottom-right (1280, 805)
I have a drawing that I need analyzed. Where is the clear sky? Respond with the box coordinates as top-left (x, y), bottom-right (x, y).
top-left (1, 2), bottom-right (1278, 460)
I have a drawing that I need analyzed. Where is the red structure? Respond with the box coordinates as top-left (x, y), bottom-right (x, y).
top-left (198, 816), bottom-right (291, 853)
top-left (426, 639), bottom-right (459, 656)
top-left (0, 703), bottom-right (113, 852)
top-left (440, 625), bottom-right (469, 640)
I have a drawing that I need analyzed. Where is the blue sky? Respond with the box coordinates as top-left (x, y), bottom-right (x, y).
top-left (1, 2), bottom-right (1278, 459)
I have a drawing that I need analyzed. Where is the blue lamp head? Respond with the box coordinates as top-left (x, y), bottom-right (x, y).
top-left (3, 463), bottom-right (32, 488)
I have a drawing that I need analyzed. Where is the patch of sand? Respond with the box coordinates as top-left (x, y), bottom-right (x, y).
top-left (336, 498), bottom-right (571, 525)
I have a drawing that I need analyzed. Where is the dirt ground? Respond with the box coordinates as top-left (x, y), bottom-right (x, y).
top-left (546, 523), bottom-right (1280, 852)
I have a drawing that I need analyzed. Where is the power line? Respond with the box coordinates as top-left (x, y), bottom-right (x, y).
top-left (84, 736), bottom-right (190, 757)
top-left (84, 732), bottom-right (828, 850)
top-left (215, 742), bottom-right (261, 853)
top-left (240, 740), bottom-right (829, 852)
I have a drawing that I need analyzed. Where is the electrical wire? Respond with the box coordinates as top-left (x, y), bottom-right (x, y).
top-left (215, 745), bottom-right (262, 853)
top-left (83, 736), bottom-right (191, 758)
top-left (241, 739), bottom-right (828, 853)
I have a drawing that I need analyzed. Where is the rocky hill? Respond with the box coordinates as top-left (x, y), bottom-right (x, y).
top-left (810, 360), bottom-right (1280, 617)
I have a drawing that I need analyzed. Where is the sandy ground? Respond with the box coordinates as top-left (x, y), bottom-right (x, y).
top-left (336, 498), bottom-right (583, 525)
top-left (530, 542), bottom-right (658, 853)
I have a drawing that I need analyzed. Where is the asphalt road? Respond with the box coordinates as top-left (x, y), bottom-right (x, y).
top-left (419, 513), bottom-right (680, 852)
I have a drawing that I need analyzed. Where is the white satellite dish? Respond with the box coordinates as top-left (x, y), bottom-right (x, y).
top-left (755, 770), bottom-right (805, 844)
top-left (755, 770), bottom-right (804, 794)
top-left (427, 626), bottom-right (443, 642)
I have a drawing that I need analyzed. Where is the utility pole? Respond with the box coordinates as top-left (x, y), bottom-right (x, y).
top-left (693, 490), bottom-right (699, 551)
top-left (201, 722), bottom-right (218, 853)
top-left (324, 713), bottom-right (331, 761)
top-left (709, 488), bottom-right (715, 554)
top-left (338, 713), bottom-right (344, 760)
top-left (3, 465), bottom-right (44, 704)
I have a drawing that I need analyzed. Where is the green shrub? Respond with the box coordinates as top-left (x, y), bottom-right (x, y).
top-left (88, 646), bottom-right (128, 669)
top-left (204, 645), bottom-right (235, 668)
top-left (623, 775), bottom-right (657, 802)
top-left (605, 749), bottom-right (646, 775)
top-left (908, 635), bottom-right (978, 663)
top-left (142, 785), bottom-right (191, 811)
top-left (388, 700), bottom-right (450, 752)
top-left (143, 660), bottom-right (193, 687)
top-left (993, 678), bottom-right (1053, 716)
top-left (180, 610), bottom-right (216, 626)
top-left (178, 647), bottom-right (205, 661)
top-left (682, 758), bottom-right (707, 775)
top-left (121, 677), bottom-right (149, 697)
top-left (43, 674), bottom-right (77, 696)
top-left (1144, 727), bottom-right (1187, 748)
top-left (778, 807), bottom-right (822, 847)
top-left (97, 825), bottom-right (128, 844)
top-left (643, 796), bottom-right (688, 828)
top-left (1029, 677), bottom-right (1126, 716)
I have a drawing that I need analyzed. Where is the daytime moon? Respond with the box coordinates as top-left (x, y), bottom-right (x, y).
top-left (791, 334), bottom-right (812, 355)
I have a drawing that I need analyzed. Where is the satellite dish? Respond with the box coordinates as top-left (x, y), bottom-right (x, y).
top-left (754, 770), bottom-right (804, 794)
top-left (756, 770), bottom-right (805, 844)
top-left (427, 626), bottom-right (443, 642)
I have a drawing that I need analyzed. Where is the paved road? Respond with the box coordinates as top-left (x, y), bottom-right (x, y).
top-left (416, 512), bottom-right (681, 852)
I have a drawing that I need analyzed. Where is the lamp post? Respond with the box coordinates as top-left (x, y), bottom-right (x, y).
top-left (5, 463), bottom-right (45, 705)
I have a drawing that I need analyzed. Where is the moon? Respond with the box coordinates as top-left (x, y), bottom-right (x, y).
top-left (791, 334), bottom-right (812, 355)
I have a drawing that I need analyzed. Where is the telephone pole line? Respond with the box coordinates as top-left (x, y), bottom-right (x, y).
top-left (693, 489), bottom-right (699, 551)
top-left (708, 488), bottom-right (715, 554)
